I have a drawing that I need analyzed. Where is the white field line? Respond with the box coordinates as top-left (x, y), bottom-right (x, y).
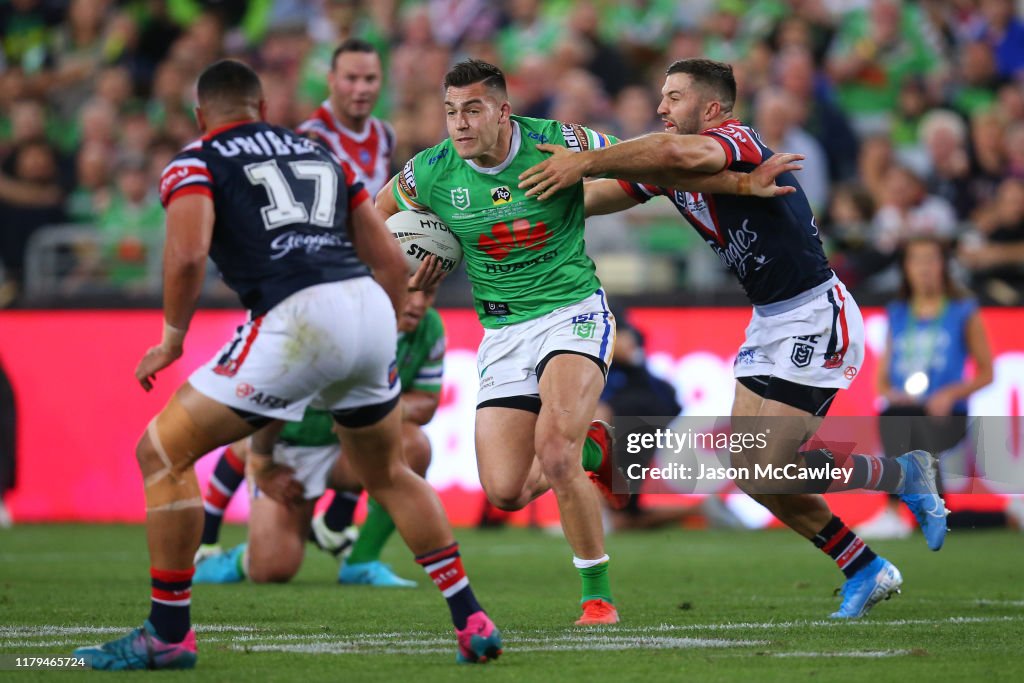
top-left (0, 623), bottom-right (258, 638)
top-left (5, 615), bottom-right (1023, 652)
top-left (974, 599), bottom-right (1024, 607)
top-left (581, 615), bottom-right (1024, 633)
top-left (237, 636), bottom-right (768, 655)
top-left (771, 650), bottom-right (913, 658)
top-left (2, 640), bottom-right (79, 648)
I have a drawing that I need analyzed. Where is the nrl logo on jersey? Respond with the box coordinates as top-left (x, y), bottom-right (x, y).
top-left (451, 187), bottom-right (471, 210)
top-left (490, 186), bottom-right (512, 205)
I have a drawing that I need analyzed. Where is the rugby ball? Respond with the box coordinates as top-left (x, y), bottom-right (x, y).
top-left (386, 210), bottom-right (462, 275)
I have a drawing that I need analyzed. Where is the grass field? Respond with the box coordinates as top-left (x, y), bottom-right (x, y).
top-left (1, 524), bottom-right (1023, 682)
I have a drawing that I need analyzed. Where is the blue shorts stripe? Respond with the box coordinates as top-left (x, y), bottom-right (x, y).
top-left (596, 288), bottom-right (612, 363)
top-left (824, 289), bottom-right (839, 357)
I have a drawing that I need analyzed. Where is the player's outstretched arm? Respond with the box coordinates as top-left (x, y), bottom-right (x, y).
top-left (519, 134), bottom-right (728, 200)
top-left (582, 154), bottom-right (803, 218)
top-left (677, 153), bottom-right (804, 197)
top-left (349, 196), bottom-right (408, 317)
top-left (584, 179), bottom-right (641, 217)
top-left (135, 193), bottom-right (213, 391)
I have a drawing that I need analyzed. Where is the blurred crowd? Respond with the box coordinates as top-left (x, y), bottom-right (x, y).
top-left (1, 0), bottom-right (1023, 307)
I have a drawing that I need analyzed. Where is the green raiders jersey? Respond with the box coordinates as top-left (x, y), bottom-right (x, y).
top-left (279, 308), bottom-right (447, 447)
top-left (392, 115), bottom-right (616, 328)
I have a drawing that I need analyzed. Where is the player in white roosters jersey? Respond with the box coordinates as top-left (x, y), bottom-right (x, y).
top-left (298, 38), bottom-right (395, 197)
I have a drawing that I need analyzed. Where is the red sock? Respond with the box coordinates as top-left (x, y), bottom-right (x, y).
top-left (415, 544), bottom-right (483, 629)
top-left (201, 447), bottom-right (245, 545)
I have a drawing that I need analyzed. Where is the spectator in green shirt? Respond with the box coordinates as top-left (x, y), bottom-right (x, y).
top-left (826, 0), bottom-right (942, 134)
top-left (94, 154), bottom-right (163, 291)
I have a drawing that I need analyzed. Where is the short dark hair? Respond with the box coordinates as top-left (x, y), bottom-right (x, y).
top-left (196, 59), bottom-right (263, 110)
top-left (666, 58), bottom-right (736, 113)
top-left (331, 38), bottom-right (378, 70)
top-left (443, 59), bottom-right (507, 96)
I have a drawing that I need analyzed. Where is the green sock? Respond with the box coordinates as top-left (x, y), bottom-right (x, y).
top-left (235, 543), bottom-right (248, 580)
top-left (346, 498), bottom-right (396, 565)
top-left (578, 559), bottom-right (613, 603)
top-left (581, 436), bottom-right (603, 473)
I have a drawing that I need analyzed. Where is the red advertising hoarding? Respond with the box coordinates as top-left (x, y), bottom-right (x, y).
top-left (0, 308), bottom-right (1019, 525)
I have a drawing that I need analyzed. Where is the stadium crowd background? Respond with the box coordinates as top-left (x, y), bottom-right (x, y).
top-left (1, 0), bottom-right (1023, 309)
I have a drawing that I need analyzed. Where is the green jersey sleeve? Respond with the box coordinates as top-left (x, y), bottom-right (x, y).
top-left (397, 307), bottom-right (446, 394)
top-left (392, 143), bottom-right (447, 212)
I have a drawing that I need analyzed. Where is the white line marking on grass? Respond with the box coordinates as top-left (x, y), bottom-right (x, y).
top-left (974, 599), bottom-right (1024, 608)
top-left (587, 615), bottom-right (1024, 634)
top-left (194, 624), bottom-right (259, 633)
top-left (3, 640), bottom-right (78, 648)
top-left (10, 615), bottom-right (1020, 658)
top-left (235, 635), bottom-right (767, 656)
top-left (771, 650), bottom-right (912, 658)
top-left (0, 626), bottom-right (127, 637)
top-left (516, 637), bottom-right (767, 652)
top-left (208, 634), bottom-right (454, 646)
top-left (0, 623), bottom-right (258, 639)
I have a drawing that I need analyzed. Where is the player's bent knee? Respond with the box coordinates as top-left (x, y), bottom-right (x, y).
top-left (480, 479), bottom-right (528, 511)
top-left (248, 553), bottom-right (301, 583)
top-left (135, 431), bottom-right (165, 474)
top-left (136, 433), bottom-right (202, 511)
top-left (536, 447), bottom-right (582, 487)
top-left (248, 561), bottom-right (300, 584)
top-left (247, 543), bottom-right (302, 583)
top-left (487, 492), bottom-right (527, 512)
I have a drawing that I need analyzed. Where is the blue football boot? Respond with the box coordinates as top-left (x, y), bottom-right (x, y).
top-left (896, 450), bottom-right (949, 551)
top-left (830, 556), bottom-right (903, 619)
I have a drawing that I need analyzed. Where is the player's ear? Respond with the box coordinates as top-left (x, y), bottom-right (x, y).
top-left (499, 101), bottom-right (511, 124)
top-left (258, 98), bottom-right (268, 122)
top-left (705, 100), bottom-right (720, 123)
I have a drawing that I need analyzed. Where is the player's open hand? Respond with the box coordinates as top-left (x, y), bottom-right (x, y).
top-left (748, 153), bottom-right (805, 197)
top-left (518, 143), bottom-right (585, 201)
top-left (409, 254), bottom-right (446, 291)
top-left (135, 343), bottom-right (183, 392)
top-left (253, 461), bottom-right (305, 507)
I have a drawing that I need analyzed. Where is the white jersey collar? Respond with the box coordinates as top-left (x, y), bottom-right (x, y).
top-left (465, 120), bottom-right (521, 175)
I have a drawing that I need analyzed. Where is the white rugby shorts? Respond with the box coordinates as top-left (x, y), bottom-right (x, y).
top-left (733, 279), bottom-right (864, 389)
top-left (476, 288), bottom-right (615, 405)
top-left (189, 277), bottom-right (401, 421)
